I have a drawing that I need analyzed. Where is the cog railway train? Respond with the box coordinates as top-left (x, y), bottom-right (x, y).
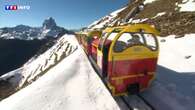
top-left (76, 24), bottom-right (159, 96)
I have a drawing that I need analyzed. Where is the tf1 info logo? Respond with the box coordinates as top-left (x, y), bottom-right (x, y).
top-left (5, 5), bottom-right (30, 11)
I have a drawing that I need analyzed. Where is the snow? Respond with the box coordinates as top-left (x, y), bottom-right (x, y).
top-left (158, 34), bottom-right (195, 72)
top-left (110, 7), bottom-right (126, 16)
top-left (87, 20), bottom-right (99, 28)
top-left (143, 0), bottom-right (157, 5)
top-left (88, 7), bottom-right (126, 29)
top-left (0, 35), bottom-right (119, 110)
top-left (140, 34), bottom-right (195, 110)
top-left (129, 18), bottom-right (148, 23)
top-left (153, 12), bottom-right (166, 18)
top-left (0, 33), bottom-right (11, 38)
top-left (0, 34), bottom-right (78, 90)
top-left (22, 34), bottom-right (77, 85)
top-left (178, 0), bottom-right (195, 12)
top-left (40, 29), bottom-right (51, 39)
top-left (0, 68), bottom-right (23, 87)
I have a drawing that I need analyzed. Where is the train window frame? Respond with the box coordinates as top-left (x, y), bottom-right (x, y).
top-left (98, 32), bottom-right (108, 50)
top-left (142, 33), bottom-right (158, 51)
top-left (113, 32), bottom-right (158, 53)
top-left (98, 32), bottom-right (119, 50)
top-left (107, 32), bottom-right (119, 41)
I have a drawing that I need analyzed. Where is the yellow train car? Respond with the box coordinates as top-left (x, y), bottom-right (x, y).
top-left (79, 24), bottom-right (160, 96)
top-left (93, 24), bottom-right (159, 96)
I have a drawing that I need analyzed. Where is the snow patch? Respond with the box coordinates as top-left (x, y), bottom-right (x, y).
top-left (88, 7), bottom-right (126, 29)
top-left (153, 12), bottom-right (166, 18)
top-left (140, 34), bottom-right (195, 110)
top-left (178, 0), bottom-right (195, 12)
top-left (110, 7), bottom-right (126, 16)
top-left (129, 18), bottom-right (148, 23)
top-left (144, 0), bottom-right (157, 5)
top-left (158, 34), bottom-right (195, 72)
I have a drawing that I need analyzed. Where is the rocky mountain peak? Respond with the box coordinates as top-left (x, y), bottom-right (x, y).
top-left (42, 17), bottom-right (57, 30)
top-left (0, 17), bottom-right (69, 40)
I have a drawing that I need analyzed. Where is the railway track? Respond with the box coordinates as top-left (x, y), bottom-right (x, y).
top-left (117, 94), bottom-right (155, 110)
top-left (87, 55), bottom-right (155, 110)
top-left (118, 96), bottom-right (134, 110)
top-left (137, 94), bottom-right (155, 110)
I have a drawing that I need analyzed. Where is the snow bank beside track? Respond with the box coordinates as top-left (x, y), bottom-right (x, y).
top-left (0, 35), bottom-right (119, 110)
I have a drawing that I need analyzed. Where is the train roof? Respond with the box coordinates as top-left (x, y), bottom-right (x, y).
top-left (123, 24), bottom-right (159, 35)
top-left (104, 24), bottom-right (159, 36)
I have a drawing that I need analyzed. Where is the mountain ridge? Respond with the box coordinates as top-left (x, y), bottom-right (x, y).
top-left (0, 17), bottom-right (70, 40)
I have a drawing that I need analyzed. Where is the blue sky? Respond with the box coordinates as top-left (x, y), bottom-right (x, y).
top-left (0, 0), bottom-right (128, 29)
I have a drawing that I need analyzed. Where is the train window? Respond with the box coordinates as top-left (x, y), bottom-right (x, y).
top-left (98, 32), bottom-right (118, 50)
top-left (102, 32), bottom-right (108, 39)
top-left (128, 33), bottom-right (145, 45)
top-left (114, 33), bottom-right (144, 52)
top-left (143, 34), bottom-right (157, 51)
top-left (107, 32), bottom-right (118, 41)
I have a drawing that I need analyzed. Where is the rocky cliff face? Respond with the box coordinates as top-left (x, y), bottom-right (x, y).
top-left (41, 17), bottom-right (68, 38)
top-left (42, 17), bottom-right (57, 30)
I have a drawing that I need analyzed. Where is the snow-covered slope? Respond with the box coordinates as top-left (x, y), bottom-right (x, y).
top-left (158, 34), bottom-right (195, 72)
top-left (0, 35), bottom-right (119, 110)
top-left (88, 7), bottom-right (126, 30)
top-left (178, 0), bottom-right (195, 12)
top-left (0, 34), bottom-right (77, 99)
top-left (143, 0), bottom-right (157, 5)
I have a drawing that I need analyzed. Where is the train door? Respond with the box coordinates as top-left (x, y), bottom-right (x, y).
top-left (97, 32), bottom-right (107, 70)
top-left (97, 32), bottom-right (118, 77)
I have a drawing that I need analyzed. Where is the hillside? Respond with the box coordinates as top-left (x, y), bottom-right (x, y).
top-left (88, 0), bottom-right (195, 37)
top-left (0, 34), bottom-right (77, 99)
top-left (0, 35), bottom-right (120, 110)
top-left (0, 38), bottom-right (52, 76)
top-left (0, 17), bottom-right (71, 76)
top-left (121, 0), bottom-right (195, 36)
